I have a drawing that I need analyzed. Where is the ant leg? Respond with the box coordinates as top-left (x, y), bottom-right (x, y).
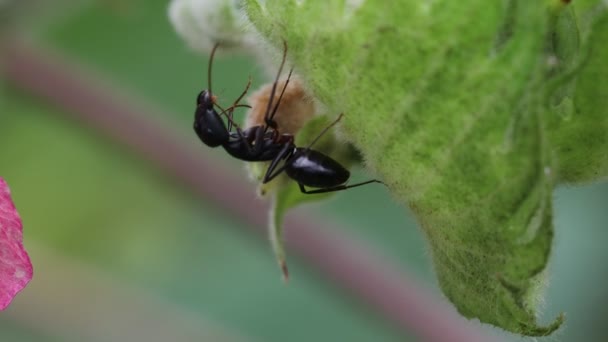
top-left (215, 103), bottom-right (249, 133)
top-left (306, 113), bottom-right (344, 150)
top-left (233, 104), bottom-right (252, 110)
top-left (231, 76), bottom-right (252, 106)
top-left (262, 41), bottom-right (288, 133)
top-left (216, 110), bottom-right (265, 157)
top-left (265, 68), bottom-right (294, 131)
top-left (213, 104), bottom-right (253, 152)
top-left (227, 76), bottom-right (252, 131)
top-left (249, 126), bottom-right (270, 156)
top-left (297, 179), bottom-right (384, 195)
top-left (215, 106), bottom-right (267, 157)
top-left (217, 103), bottom-right (252, 113)
top-left (262, 140), bottom-right (294, 184)
top-left (217, 103), bottom-right (252, 116)
top-left (213, 83), bottom-right (252, 133)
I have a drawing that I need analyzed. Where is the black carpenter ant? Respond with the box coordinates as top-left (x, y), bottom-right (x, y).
top-left (261, 113), bottom-right (383, 194)
top-left (194, 42), bottom-right (382, 194)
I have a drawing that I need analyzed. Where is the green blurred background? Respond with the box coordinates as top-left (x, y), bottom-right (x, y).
top-left (0, 1), bottom-right (607, 341)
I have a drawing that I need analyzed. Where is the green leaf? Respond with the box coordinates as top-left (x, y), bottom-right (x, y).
top-left (241, 0), bottom-right (603, 336)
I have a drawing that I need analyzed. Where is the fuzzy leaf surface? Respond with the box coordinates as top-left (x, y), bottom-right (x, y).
top-left (239, 0), bottom-right (608, 335)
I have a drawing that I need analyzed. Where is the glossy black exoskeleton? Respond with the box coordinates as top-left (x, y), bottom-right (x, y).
top-left (193, 89), bottom-right (228, 147)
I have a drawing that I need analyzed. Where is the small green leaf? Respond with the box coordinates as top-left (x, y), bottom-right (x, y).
top-left (242, 0), bottom-right (603, 335)
top-left (270, 180), bottom-right (318, 281)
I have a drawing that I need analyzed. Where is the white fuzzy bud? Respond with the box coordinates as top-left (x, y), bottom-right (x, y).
top-left (168, 0), bottom-right (256, 53)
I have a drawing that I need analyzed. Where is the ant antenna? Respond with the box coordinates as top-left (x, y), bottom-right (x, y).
top-left (263, 41), bottom-right (288, 132)
top-left (215, 103), bottom-right (252, 143)
top-left (225, 76), bottom-right (252, 132)
top-left (306, 113), bottom-right (344, 150)
top-left (214, 103), bottom-right (251, 130)
top-left (208, 43), bottom-right (220, 94)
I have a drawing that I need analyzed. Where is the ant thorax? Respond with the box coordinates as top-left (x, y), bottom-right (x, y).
top-left (245, 77), bottom-right (315, 135)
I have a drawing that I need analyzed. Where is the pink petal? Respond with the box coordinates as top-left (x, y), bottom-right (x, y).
top-left (0, 178), bottom-right (32, 310)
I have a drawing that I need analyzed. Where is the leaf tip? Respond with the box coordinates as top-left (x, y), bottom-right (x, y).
top-left (522, 312), bottom-right (565, 336)
top-left (280, 260), bottom-right (290, 283)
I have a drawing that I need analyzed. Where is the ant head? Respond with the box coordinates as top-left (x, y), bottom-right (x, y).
top-left (196, 90), bottom-right (214, 109)
top-left (193, 102), bottom-right (227, 147)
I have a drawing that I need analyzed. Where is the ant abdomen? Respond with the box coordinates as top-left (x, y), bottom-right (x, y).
top-left (286, 148), bottom-right (350, 188)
